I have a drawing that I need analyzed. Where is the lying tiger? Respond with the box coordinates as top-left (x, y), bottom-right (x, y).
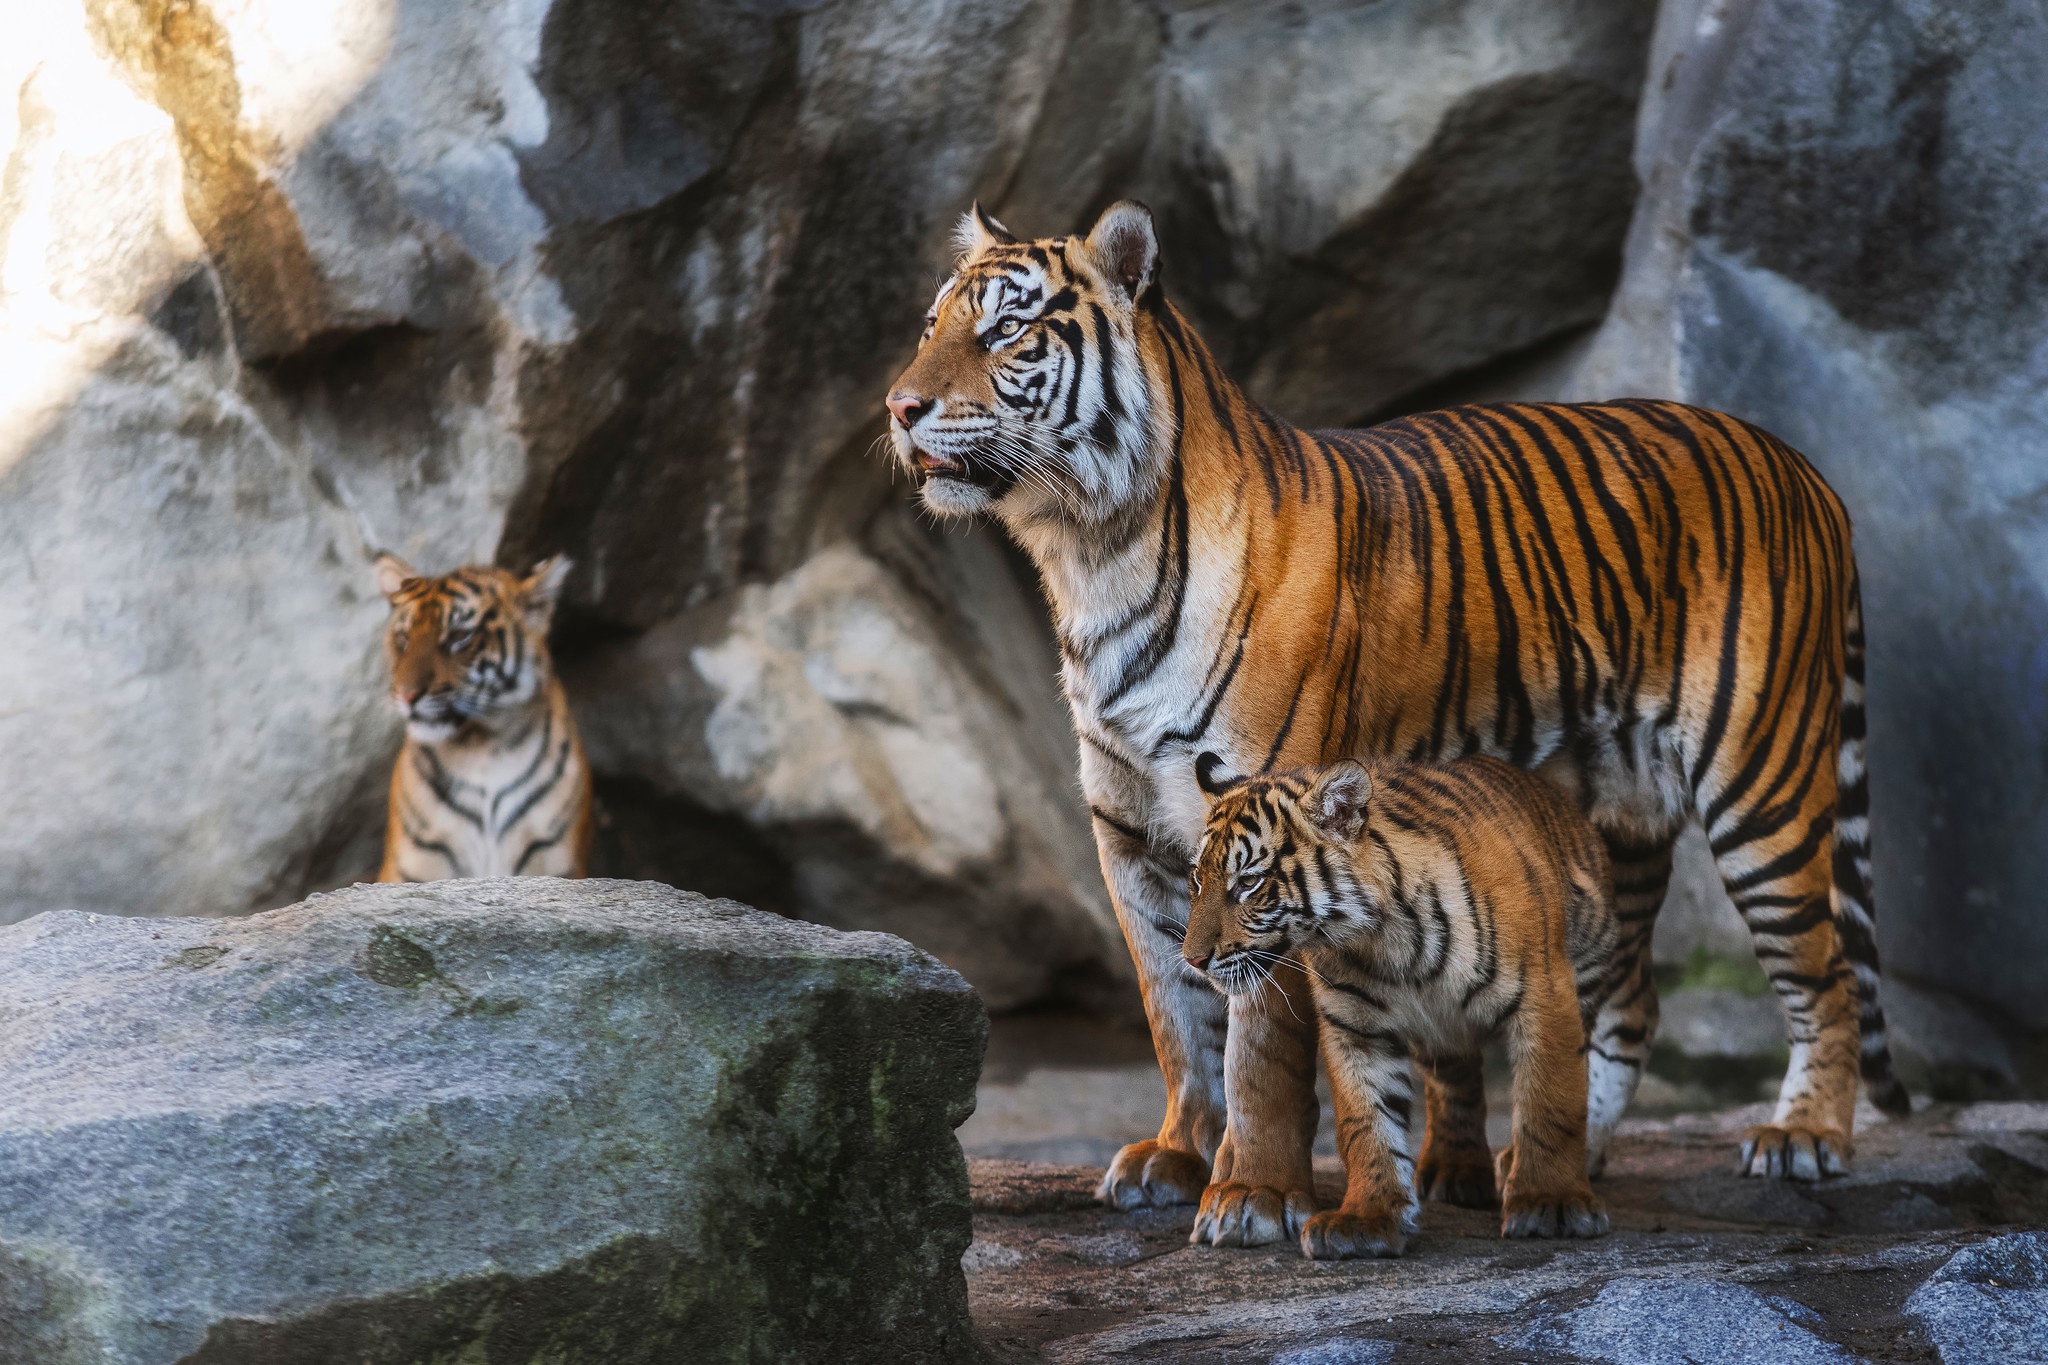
top-left (373, 554), bottom-right (591, 882)
top-left (1187, 752), bottom-right (1621, 1257)
top-left (886, 199), bottom-right (1907, 1244)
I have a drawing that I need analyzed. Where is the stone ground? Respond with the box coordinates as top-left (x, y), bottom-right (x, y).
top-left (960, 1015), bottom-right (2048, 1363)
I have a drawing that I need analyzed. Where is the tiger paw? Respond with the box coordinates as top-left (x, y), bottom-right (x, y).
top-left (1501, 1187), bottom-right (1609, 1239)
top-left (1418, 1146), bottom-right (1499, 1209)
top-left (1190, 1181), bottom-right (1316, 1247)
top-left (1739, 1124), bottom-right (1850, 1181)
top-left (1096, 1139), bottom-right (1208, 1210)
top-left (1300, 1208), bottom-right (1408, 1260)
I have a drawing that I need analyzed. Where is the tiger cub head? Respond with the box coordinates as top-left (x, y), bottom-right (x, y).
top-left (1183, 752), bottom-right (1378, 995)
top-left (372, 555), bottom-right (571, 742)
top-left (884, 200), bottom-right (1171, 525)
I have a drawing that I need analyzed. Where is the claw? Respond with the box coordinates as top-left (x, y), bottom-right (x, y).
top-left (1191, 1182), bottom-right (1316, 1247)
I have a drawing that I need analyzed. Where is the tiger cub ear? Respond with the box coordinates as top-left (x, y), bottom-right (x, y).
top-left (951, 200), bottom-right (1016, 261)
top-left (1306, 761), bottom-right (1372, 841)
top-left (1194, 751), bottom-right (1244, 802)
top-left (520, 555), bottom-right (573, 631)
top-left (1084, 200), bottom-right (1159, 302)
top-left (373, 554), bottom-right (416, 601)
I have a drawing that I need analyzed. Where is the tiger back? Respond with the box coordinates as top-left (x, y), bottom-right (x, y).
top-left (1186, 752), bottom-right (1621, 1258)
top-left (372, 555), bottom-right (592, 883)
top-left (886, 201), bottom-right (1906, 1249)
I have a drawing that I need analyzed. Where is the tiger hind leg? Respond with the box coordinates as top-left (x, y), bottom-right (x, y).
top-left (1583, 832), bottom-right (1674, 1177)
top-left (1416, 1051), bottom-right (1497, 1208)
top-left (1714, 821), bottom-right (1861, 1180)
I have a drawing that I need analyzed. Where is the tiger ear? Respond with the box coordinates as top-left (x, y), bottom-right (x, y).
top-left (373, 554), bottom-right (416, 601)
top-left (1194, 751), bottom-right (1244, 803)
top-left (1306, 761), bottom-right (1372, 841)
top-left (1084, 200), bottom-right (1159, 302)
top-left (520, 555), bottom-right (572, 631)
top-left (951, 200), bottom-right (1016, 261)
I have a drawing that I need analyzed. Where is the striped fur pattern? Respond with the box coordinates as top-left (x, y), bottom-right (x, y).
top-left (1188, 754), bottom-right (1619, 1257)
top-left (885, 201), bottom-right (1906, 1244)
top-left (373, 555), bottom-right (591, 883)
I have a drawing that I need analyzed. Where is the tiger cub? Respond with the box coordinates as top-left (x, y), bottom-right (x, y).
top-left (1186, 752), bottom-right (1622, 1259)
top-left (373, 554), bottom-right (592, 883)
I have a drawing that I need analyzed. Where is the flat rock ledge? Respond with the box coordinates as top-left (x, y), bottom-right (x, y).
top-left (0, 879), bottom-right (986, 1365)
top-left (968, 1103), bottom-right (2048, 1363)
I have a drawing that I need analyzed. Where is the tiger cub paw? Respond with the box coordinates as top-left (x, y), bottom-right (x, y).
top-left (1096, 1140), bottom-right (1208, 1210)
top-left (1501, 1186), bottom-right (1609, 1239)
top-left (1738, 1125), bottom-right (1850, 1181)
top-left (1418, 1145), bottom-right (1499, 1209)
top-left (1191, 1182), bottom-right (1316, 1247)
top-left (1300, 1208), bottom-right (1409, 1260)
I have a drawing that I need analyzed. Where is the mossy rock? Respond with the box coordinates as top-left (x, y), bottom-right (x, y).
top-left (0, 880), bottom-right (987, 1363)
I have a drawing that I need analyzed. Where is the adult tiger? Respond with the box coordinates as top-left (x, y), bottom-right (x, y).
top-left (884, 201), bottom-right (1907, 1246)
top-left (373, 554), bottom-right (592, 883)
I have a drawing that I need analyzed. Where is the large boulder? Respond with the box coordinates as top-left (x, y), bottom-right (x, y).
top-left (0, 879), bottom-right (985, 1363)
top-left (1568, 0), bottom-right (2048, 1034)
top-left (0, 0), bottom-right (1656, 1013)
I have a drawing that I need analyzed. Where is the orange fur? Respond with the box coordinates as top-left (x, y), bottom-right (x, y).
top-left (373, 556), bottom-right (591, 883)
top-left (886, 201), bottom-right (1901, 1240)
top-left (1188, 755), bottom-right (1618, 1256)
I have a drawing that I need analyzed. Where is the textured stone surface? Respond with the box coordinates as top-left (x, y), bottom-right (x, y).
top-left (963, 1101), bottom-right (2048, 1362)
top-left (1904, 1231), bottom-right (2048, 1365)
top-left (0, 0), bottom-right (1655, 1015)
top-left (0, 879), bottom-right (985, 1364)
top-left (1568, 0), bottom-right (2048, 1030)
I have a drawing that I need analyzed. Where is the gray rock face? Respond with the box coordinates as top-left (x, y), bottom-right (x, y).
top-left (0, 879), bottom-right (985, 1364)
top-left (0, 0), bottom-right (1655, 1013)
top-left (1905, 1232), bottom-right (2048, 1365)
top-left (1569, 0), bottom-right (2048, 1030)
top-left (1506, 1279), bottom-right (1862, 1365)
top-left (964, 1101), bottom-right (2048, 1361)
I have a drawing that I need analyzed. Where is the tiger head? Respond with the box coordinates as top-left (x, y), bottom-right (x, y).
top-left (1183, 753), bottom-right (1379, 995)
top-left (885, 200), bottom-right (1173, 525)
top-left (372, 555), bottom-right (571, 742)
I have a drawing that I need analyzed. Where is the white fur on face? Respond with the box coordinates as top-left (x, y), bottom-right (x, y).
top-left (892, 252), bottom-right (1170, 527)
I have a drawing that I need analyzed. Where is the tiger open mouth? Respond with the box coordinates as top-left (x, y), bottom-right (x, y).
top-left (915, 448), bottom-right (1006, 490)
top-left (917, 446), bottom-right (1011, 493)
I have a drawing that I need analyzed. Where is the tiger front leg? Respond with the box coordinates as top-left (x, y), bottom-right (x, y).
top-left (1499, 973), bottom-right (1609, 1240)
top-left (1190, 958), bottom-right (1321, 1247)
top-left (1093, 828), bottom-right (1225, 1210)
top-left (1300, 1010), bottom-right (1418, 1260)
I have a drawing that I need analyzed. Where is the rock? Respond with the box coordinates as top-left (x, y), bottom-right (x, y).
top-left (963, 1092), bottom-right (2048, 1360)
top-left (1140, 0), bottom-right (1656, 426)
top-left (1506, 1278), bottom-right (1861, 1365)
top-left (1885, 978), bottom-right (2024, 1102)
top-left (1269, 1340), bottom-right (1395, 1365)
top-left (0, 879), bottom-right (985, 1364)
top-left (1568, 0), bottom-right (2048, 1034)
top-left (1, 0), bottom-right (1657, 1014)
top-left (1658, 989), bottom-right (1786, 1061)
top-left (1905, 1232), bottom-right (2048, 1365)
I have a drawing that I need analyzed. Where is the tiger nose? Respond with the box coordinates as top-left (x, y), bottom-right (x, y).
top-left (399, 686), bottom-right (425, 706)
top-left (1183, 950), bottom-right (1211, 973)
top-left (886, 389), bottom-right (930, 427)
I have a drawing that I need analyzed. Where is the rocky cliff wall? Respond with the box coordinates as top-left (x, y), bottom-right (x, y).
top-left (1, 0), bottom-right (1655, 1012)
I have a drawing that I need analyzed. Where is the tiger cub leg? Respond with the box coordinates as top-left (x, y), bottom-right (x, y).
top-left (1584, 833), bottom-right (1674, 1176)
top-left (1299, 1004), bottom-right (1419, 1260)
top-left (1191, 957), bottom-right (1321, 1247)
top-left (1499, 970), bottom-right (1608, 1239)
top-left (1415, 1051), bottom-right (1498, 1209)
